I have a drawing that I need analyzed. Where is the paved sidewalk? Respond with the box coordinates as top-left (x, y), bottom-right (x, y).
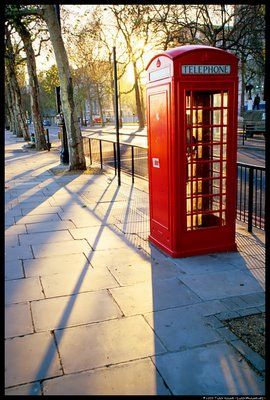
top-left (5, 130), bottom-right (265, 395)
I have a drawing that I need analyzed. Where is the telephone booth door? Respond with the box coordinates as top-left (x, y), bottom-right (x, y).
top-left (185, 89), bottom-right (229, 231)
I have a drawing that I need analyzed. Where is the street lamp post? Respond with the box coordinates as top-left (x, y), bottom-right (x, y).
top-left (54, 4), bottom-right (69, 165)
top-left (113, 46), bottom-right (121, 186)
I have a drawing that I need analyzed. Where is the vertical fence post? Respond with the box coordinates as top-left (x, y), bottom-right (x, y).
top-left (113, 142), bottom-right (117, 175)
top-left (89, 138), bottom-right (92, 165)
top-left (113, 46), bottom-right (121, 186)
top-left (248, 167), bottom-right (254, 232)
top-left (99, 140), bottom-right (103, 169)
top-left (131, 146), bottom-right (135, 183)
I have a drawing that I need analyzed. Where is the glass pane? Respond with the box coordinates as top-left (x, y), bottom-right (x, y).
top-left (222, 178), bottom-right (226, 192)
top-left (193, 197), bottom-right (203, 211)
top-left (213, 185), bottom-right (220, 195)
top-left (222, 211), bottom-right (226, 224)
top-left (213, 93), bottom-right (222, 107)
top-left (212, 162), bottom-right (220, 173)
top-left (221, 195), bottom-right (226, 207)
top-left (223, 109), bottom-right (228, 125)
top-left (213, 145), bottom-right (220, 159)
top-left (186, 109), bottom-right (191, 124)
top-left (222, 162), bottom-right (227, 177)
top-left (223, 92), bottom-right (228, 107)
top-left (213, 110), bottom-right (221, 125)
top-left (213, 127), bottom-right (221, 141)
top-left (222, 144), bottom-right (227, 159)
top-left (186, 92), bottom-right (191, 108)
top-left (223, 127), bottom-right (227, 141)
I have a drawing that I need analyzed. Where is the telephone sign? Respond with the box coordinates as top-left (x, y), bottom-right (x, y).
top-left (182, 65), bottom-right (231, 74)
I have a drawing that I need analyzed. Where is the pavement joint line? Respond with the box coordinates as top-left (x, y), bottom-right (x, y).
top-left (149, 357), bottom-right (173, 395)
top-left (38, 276), bottom-right (46, 300)
top-left (106, 288), bottom-right (125, 317)
top-left (51, 330), bottom-right (65, 376)
top-left (141, 313), bottom-right (170, 353)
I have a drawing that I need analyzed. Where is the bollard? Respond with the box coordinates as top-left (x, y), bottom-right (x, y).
top-left (45, 128), bottom-right (51, 151)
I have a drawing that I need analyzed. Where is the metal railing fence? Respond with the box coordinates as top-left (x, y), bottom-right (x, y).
top-left (83, 136), bottom-right (265, 232)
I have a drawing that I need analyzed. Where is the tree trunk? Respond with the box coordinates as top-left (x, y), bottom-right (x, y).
top-left (79, 105), bottom-right (83, 127)
top-left (6, 83), bottom-right (16, 133)
top-left (132, 61), bottom-right (144, 130)
top-left (240, 58), bottom-right (246, 117)
top-left (15, 20), bottom-right (47, 150)
top-left (97, 84), bottom-right (105, 127)
top-left (42, 5), bottom-right (86, 170)
top-left (87, 83), bottom-right (93, 127)
top-left (139, 82), bottom-right (146, 126)
top-left (5, 32), bottom-right (30, 141)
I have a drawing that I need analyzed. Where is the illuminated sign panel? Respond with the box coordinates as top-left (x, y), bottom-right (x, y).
top-left (182, 65), bottom-right (231, 74)
top-left (149, 66), bottom-right (170, 81)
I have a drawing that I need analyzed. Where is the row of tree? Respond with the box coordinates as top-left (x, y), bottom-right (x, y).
top-left (5, 4), bottom-right (265, 170)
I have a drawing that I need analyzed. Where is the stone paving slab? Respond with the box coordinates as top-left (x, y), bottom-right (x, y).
top-left (19, 230), bottom-right (74, 245)
top-left (5, 208), bottom-right (23, 217)
top-left (144, 306), bottom-right (222, 351)
top-left (179, 269), bottom-right (264, 300)
top-left (5, 260), bottom-right (24, 280)
top-left (40, 267), bottom-right (119, 297)
top-left (89, 247), bottom-right (152, 270)
top-left (70, 226), bottom-right (131, 250)
top-left (43, 358), bottom-right (170, 395)
top-left (152, 343), bottom-right (265, 395)
top-left (109, 278), bottom-right (201, 316)
top-left (16, 199), bottom-right (54, 208)
top-left (5, 244), bottom-right (33, 261)
top-left (23, 253), bottom-right (90, 277)
top-left (171, 252), bottom-right (246, 274)
top-left (14, 213), bottom-right (61, 225)
top-left (17, 195), bottom-right (50, 203)
top-left (5, 382), bottom-right (42, 396)
top-left (31, 290), bottom-right (122, 332)
top-left (26, 220), bottom-right (76, 233)
top-left (5, 302), bottom-right (33, 338)
top-left (107, 258), bottom-right (180, 286)
top-left (54, 315), bottom-right (166, 374)
top-left (5, 235), bottom-right (19, 247)
top-left (5, 332), bottom-right (62, 388)
top-left (21, 205), bottom-right (64, 216)
top-left (5, 277), bottom-right (44, 304)
top-left (31, 239), bottom-right (91, 258)
top-left (245, 268), bottom-right (265, 289)
top-left (58, 210), bottom-right (105, 228)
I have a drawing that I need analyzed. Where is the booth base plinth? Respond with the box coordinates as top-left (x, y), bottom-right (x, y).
top-left (148, 235), bottom-right (237, 259)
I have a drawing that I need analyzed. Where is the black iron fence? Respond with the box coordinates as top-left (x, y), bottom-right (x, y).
top-left (237, 162), bottom-right (265, 231)
top-left (82, 136), bottom-right (265, 232)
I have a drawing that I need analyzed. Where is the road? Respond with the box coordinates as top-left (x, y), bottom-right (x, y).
top-left (38, 123), bottom-right (265, 167)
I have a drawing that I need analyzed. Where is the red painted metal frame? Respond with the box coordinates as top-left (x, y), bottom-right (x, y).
top-left (146, 45), bottom-right (238, 258)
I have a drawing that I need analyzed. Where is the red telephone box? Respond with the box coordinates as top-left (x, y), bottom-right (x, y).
top-left (146, 45), bottom-right (238, 257)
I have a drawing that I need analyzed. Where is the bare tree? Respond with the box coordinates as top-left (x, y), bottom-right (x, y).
top-left (12, 17), bottom-right (48, 150)
top-left (109, 5), bottom-right (154, 130)
top-left (42, 5), bottom-right (86, 169)
top-left (5, 25), bottom-right (30, 141)
top-left (5, 4), bottom-right (86, 169)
